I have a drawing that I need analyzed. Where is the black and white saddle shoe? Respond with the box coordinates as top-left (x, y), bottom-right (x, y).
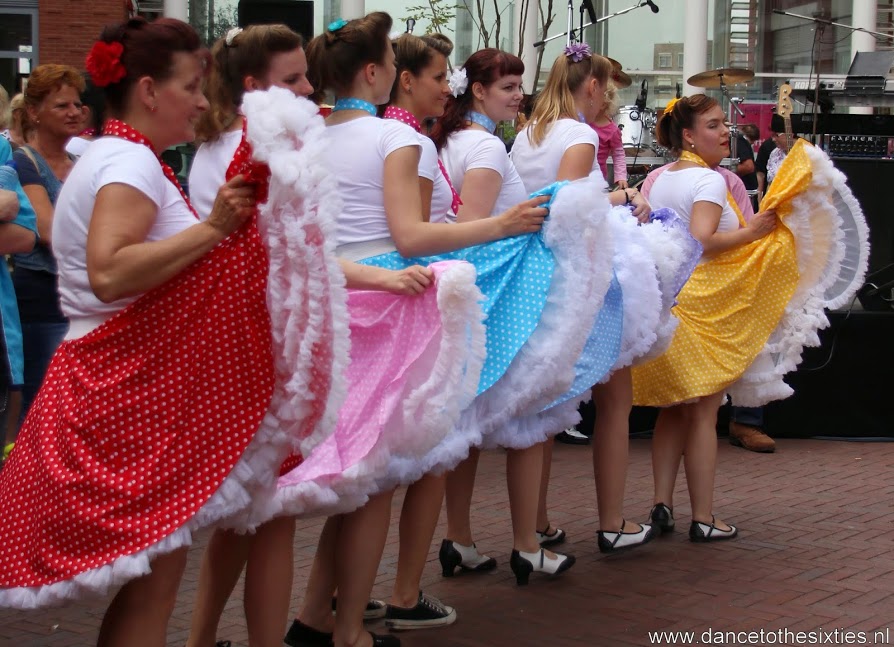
top-left (649, 503), bottom-right (675, 534)
top-left (509, 548), bottom-right (576, 585)
top-left (597, 520), bottom-right (657, 553)
top-left (439, 539), bottom-right (497, 576)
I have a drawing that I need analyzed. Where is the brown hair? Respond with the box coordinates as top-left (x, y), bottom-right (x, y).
top-left (196, 24), bottom-right (304, 142)
top-left (527, 52), bottom-right (612, 146)
top-left (430, 48), bottom-right (524, 150)
top-left (388, 33), bottom-right (454, 105)
top-left (95, 17), bottom-right (204, 117)
top-left (22, 64), bottom-right (85, 132)
top-left (739, 123), bottom-right (759, 143)
top-left (305, 12), bottom-right (392, 98)
top-left (656, 94), bottom-right (718, 153)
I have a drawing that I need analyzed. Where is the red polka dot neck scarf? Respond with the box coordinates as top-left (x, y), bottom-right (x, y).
top-left (383, 105), bottom-right (462, 216)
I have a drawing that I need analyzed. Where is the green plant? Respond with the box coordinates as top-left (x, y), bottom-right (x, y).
top-left (402, 0), bottom-right (457, 34)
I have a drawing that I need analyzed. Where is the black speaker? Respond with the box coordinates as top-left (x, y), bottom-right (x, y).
top-left (765, 310), bottom-right (894, 438)
top-left (832, 157), bottom-right (894, 274)
top-left (238, 0), bottom-right (314, 40)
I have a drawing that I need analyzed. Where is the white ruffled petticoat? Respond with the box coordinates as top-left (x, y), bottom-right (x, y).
top-left (728, 145), bottom-right (869, 406)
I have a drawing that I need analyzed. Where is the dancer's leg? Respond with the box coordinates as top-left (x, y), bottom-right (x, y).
top-left (390, 473), bottom-right (446, 608)
top-left (651, 405), bottom-right (689, 507)
top-left (186, 529), bottom-right (252, 647)
top-left (244, 516), bottom-right (297, 647)
top-left (507, 443), bottom-right (545, 554)
top-left (591, 369), bottom-right (634, 531)
top-left (683, 392), bottom-right (732, 528)
top-left (97, 546), bottom-right (189, 647)
top-left (444, 449), bottom-right (480, 545)
top-left (333, 490), bottom-right (395, 647)
top-left (535, 438), bottom-right (554, 532)
top-left (296, 515), bottom-right (341, 633)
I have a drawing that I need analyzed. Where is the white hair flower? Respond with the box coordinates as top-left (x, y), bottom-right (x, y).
top-left (448, 67), bottom-right (469, 98)
top-left (225, 27), bottom-right (243, 47)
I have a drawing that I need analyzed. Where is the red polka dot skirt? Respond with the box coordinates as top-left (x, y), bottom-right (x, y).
top-left (0, 127), bottom-right (275, 607)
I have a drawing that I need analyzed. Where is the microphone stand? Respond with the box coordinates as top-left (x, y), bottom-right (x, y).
top-left (534, 0), bottom-right (654, 48)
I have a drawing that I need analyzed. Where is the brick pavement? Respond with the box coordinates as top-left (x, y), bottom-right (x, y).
top-left (2, 438), bottom-right (893, 646)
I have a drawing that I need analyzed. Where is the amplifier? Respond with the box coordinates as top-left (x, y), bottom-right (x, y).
top-left (790, 113), bottom-right (894, 137)
top-left (824, 134), bottom-right (892, 158)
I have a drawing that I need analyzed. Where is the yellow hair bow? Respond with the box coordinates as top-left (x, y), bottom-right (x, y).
top-left (664, 97), bottom-right (680, 114)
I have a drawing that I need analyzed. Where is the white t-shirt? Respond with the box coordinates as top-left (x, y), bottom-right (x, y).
top-left (65, 136), bottom-right (92, 158)
top-left (511, 118), bottom-right (600, 192)
top-left (648, 166), bottom-right (741, 235)
top-left (325, 117), bottom-right (421, 245)
top-left (416, 131), bottom-right (452, 224)
top-left (188, 129), bottom-right (242, 220)
top-left (440, 129), bottom-right (528, 218)
top-left (53, 137), bottom-right (199, 320)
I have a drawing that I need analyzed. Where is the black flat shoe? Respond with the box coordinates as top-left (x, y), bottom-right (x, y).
top-left (284, 619), bottom-right (333, 647)
top-left (689, 516), bottom-right (738, 543)
top-left (439, 539), bottom-right (497, 577)
top-left (649, 503), bottom-right (675, 534)
top-left (597, 520), bottom-right (657, 553)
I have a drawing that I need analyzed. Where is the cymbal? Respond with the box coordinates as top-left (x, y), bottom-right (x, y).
top-left (686, 67), bottom-right (755, 88)
top-left (611, 69), bottom-right (632, 88)
top-left (606, 56), bottom-right (623, 71)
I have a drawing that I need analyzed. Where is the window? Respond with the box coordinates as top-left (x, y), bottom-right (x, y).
top-left (677, 52), bottom-right (684, 68)
top-left (658, 53), bottom-right (672, 68)
top-left (0, 6), bottom-right (37, 94)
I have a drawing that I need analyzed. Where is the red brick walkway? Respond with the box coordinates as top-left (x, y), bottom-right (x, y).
top-left (2, 438), bottom-right (893, 646)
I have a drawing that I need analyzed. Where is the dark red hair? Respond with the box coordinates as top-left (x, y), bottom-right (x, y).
top-left (96, 17), bottom-right (204, 116)
top-left (430, 48), bottom-right (524, 150)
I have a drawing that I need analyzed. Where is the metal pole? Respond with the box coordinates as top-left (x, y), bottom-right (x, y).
top-left (682, 0), bottom-right (708, 96)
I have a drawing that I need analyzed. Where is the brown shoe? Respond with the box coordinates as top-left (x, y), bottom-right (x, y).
top-left (728, 422), bottom-right (776, 453)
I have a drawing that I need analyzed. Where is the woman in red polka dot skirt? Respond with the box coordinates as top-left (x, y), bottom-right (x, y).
top-left (0, 17), bottom-right (335, 646)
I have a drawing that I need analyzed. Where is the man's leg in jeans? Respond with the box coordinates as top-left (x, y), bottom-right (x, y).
top-left (729, 406), bottom-right (775, 453)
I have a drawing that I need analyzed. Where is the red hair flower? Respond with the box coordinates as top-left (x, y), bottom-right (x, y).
top-left (86, 41), bottom-right (127, 87)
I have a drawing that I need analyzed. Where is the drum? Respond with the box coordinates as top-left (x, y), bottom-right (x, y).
top-left (617, 106), bottom-right (654, 154)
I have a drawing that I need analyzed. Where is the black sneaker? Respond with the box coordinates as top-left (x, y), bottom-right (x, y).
top-left (331, 596), bottom-right (387, 621)
top-left (384, 591), bottom-right (457, 631)
top-left (284, 619), bottom-right (333, 647)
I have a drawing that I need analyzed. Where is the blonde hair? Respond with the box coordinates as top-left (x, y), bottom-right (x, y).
top-left (602, 81), bottom-right (618, 118)
top-left (527, 52), bottom-right (612, 146)
top-left (9, 93), bottom-right (27, 140)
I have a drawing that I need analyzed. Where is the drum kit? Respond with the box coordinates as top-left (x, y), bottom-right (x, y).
top-left (609, 61), bottom-right (756, 187)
